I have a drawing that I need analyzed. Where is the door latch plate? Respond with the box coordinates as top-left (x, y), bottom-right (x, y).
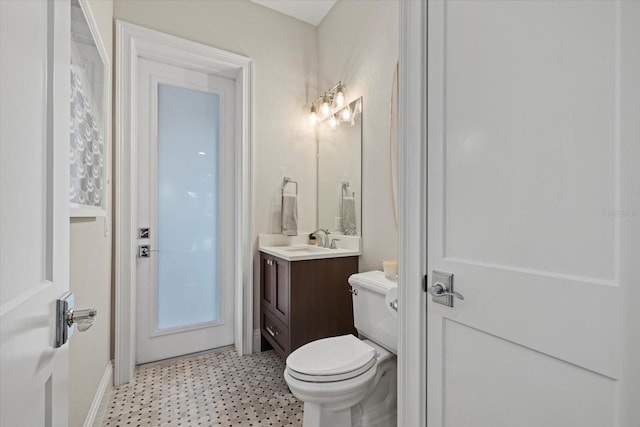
top-left (138, 245), bottom-right (151, 258)
top-left (56, 292), bottom-right (74, 348)
top-left (431, 271), bottom-right (454, 307)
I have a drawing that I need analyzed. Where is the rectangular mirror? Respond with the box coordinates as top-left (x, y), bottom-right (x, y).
top-left (317, 97), bottom-right (362, 235)
top-left (70, 0), bottom-right (110, 217)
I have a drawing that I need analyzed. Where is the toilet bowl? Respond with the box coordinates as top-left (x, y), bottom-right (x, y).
top-left (284, 271), bottom-right (398, 427)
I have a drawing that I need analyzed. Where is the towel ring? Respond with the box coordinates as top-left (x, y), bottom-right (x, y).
top-left (341, 181), bottom-right (354, 198)
top-left (282, 177), bottom-right (298, 196)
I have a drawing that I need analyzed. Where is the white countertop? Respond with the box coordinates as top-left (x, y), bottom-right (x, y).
top-left (258, 233), bottom-right (361, 261)
top-left (260, 244), bottom-right (360, 261)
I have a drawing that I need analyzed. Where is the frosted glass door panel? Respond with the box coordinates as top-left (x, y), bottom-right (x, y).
top-left (156, 83), bottom-right (220, 331)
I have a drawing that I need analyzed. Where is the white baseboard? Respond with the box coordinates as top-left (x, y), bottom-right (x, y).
top-left (253, 328), bottom-right (261, 353)
top-left (84, 361), bottom-right (113, 427)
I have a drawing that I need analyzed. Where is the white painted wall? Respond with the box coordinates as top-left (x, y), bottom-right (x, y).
top-left (69, 0), bottom-right (113, 426)
top-left (317, 0), bottom-right (399, 272)
top-left (113, 0), bottom-right (318, 331)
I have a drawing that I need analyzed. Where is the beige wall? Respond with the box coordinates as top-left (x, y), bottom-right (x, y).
top-left (69, 0), bottom-right (114, 426)
top-left (113, 0), bottom-right (318, 330)
top-left (317, 0), bottom-right (399, 272)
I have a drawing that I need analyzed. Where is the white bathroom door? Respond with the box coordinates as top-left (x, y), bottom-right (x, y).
top-left (427, 1), bottom-right (640, 426)
top-left (135, 58), bottom-right (236, 364)
top-left (0, 0), bottom-right (71, 425)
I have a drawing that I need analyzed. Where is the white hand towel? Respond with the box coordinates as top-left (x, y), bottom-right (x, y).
top-left (342, 196), bottom-right (357, 235)
top-left (281, 194), bottom-right (298, 236)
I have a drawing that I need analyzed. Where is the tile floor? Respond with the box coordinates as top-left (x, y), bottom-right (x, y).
top-left (100, 348), bottom-right (303, 427)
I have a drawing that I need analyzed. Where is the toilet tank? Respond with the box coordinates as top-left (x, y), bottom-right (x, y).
top-left (349, 271), bottom-right (398, 353)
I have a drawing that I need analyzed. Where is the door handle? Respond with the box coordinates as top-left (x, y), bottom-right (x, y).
top-left (56, 293), bottom-right (98, 347)
top-left (138, 245), bottom-right (162, 258)
top-left (427, 282), bottom-right (464, 300)
top-left (68, 308), bottom-right (98, 332)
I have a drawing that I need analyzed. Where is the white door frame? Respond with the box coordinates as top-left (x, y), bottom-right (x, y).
top-left (398, 1), bottom-right (427, 426)
top-left (114, 21), bottom-right (253, 385)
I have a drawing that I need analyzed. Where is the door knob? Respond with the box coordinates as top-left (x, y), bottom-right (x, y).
top-left (56, 292), bottom-right (98, 347)
top-left (429, 271), bottom-right (462, 308)
top-left (138, 245), bottom-right (162, 258)
top-left (68, 308), bottom-right (98, 332)
top-left (427, 283), bottom-right (464, 300)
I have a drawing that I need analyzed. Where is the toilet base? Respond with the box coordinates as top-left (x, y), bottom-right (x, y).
top-left (302, 403), bottom-right (351, 427)
top-left (301, 400), bottom-right (397, 427)
top-left (294, 357), bottom-right (397, 427)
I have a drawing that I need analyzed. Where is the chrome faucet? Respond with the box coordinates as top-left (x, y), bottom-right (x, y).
top-left (311, 228), bottom-right (330, 248)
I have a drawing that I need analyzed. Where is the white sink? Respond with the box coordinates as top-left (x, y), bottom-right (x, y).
top-left (282, 245), bottom-right (326, 252)
top-left (260, 243), bottom-right (360, 261)
top-left (258, 233), bottom-right (361, 261)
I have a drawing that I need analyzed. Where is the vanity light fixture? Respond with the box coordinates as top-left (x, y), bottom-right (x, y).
top-left (309, 104), bottom-right (318, 124)
top-left (335, 82), bottom-right (346, 107)
top-left (320, 93), bottom-right (332, 116)
top-left (308, 81), bottom-right (348, 124)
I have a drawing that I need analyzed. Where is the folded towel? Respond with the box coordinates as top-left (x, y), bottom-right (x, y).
top-left (281, 194), bottom-right (298, 236)
top-left (342, 196), bottom-right (357, 235)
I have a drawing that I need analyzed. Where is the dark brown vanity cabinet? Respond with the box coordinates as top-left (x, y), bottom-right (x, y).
top-left (260, 252), bottom-right (358, 359)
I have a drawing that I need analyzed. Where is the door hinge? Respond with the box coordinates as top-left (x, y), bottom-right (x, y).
top-left (423, 274), bottom-right (428, 292)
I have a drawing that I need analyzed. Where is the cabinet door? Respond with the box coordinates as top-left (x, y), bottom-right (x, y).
top-left (272, 257), bottom-right (290, 323)
top-left (289, 257), bottom-right (358, 351)
top-left (261, 253), bottom-right (275, 311)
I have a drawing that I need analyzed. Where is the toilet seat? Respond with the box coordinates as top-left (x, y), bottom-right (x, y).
top-left (286, 335), bottom-right (377, 383)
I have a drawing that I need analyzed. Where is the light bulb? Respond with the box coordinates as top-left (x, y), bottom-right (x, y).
top-left (309, 104), bottom-right (318, 124)
top-left (335, 82), bottom-right (346, 107)
top-left (340, 106), bottom-right (351, 121)
top-left (321, 94), bottom-right (331, 116)
top-left (329, 115), bottom-right (338, 129)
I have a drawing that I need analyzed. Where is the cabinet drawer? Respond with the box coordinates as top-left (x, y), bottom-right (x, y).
top-left (261, 308), bottom-right (289, 357)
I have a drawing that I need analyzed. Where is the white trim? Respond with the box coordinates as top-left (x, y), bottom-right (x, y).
top-left (115, 21), bottom-right (253, 386)
top-left (83, 361), bottom-right (113, 427)
top-left (253, 328), bottom-right (262, 353)
top-left (398, 1), bottom-right (427, 426)
top-left (69, 204), bottom-right (107, 218)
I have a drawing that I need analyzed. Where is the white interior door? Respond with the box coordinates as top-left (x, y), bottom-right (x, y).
top-left (0, 0), bottom-right (71, 425)
top-left (135, 58), bottom-right (236, 364)
top-left (427, 1), bottom-right (640, 426)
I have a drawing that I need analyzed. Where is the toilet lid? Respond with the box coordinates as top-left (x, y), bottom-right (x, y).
top-left (286, 335), bottom-right (376, 379)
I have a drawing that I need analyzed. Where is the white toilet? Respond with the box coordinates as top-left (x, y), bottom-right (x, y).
top-left (284, 271), bottom-right (398, 427)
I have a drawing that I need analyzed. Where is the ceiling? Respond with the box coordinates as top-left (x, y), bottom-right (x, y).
top-left (250, 0), bottom-right (337, 27)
